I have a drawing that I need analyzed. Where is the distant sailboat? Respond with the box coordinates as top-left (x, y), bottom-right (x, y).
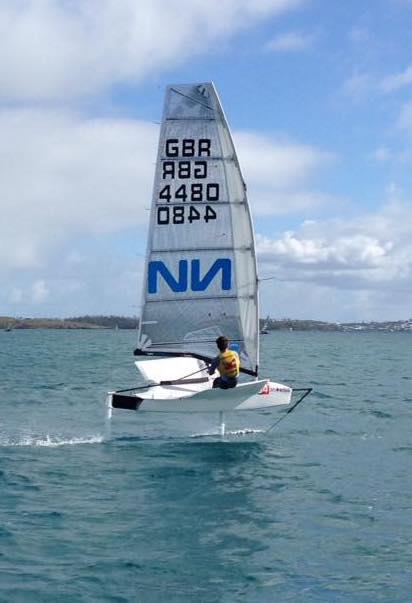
top-left (107, 83), bottom-right (311, 433)
top-left (4, 320), bottom-right (14, 332)
top-left (260, 317), bottom-right (270, 335)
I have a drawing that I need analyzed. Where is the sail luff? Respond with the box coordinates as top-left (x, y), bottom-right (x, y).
top-left (137, 87), bottom-right (171, 349)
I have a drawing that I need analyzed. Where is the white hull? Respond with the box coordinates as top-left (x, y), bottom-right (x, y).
top-left (109, 379), bottom-right (291, 414)
top-left (109, 357), bottom-right (292, 413)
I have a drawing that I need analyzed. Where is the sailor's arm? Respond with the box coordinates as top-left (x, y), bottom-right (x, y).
top-left (208, 356), bottom-right (219, 375)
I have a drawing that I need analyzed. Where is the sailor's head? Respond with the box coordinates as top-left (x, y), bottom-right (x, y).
top-left (216, 336), bottom-right (229, 352)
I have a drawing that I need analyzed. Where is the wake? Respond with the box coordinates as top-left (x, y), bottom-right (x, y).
top-left (190, 428), bottom-right (265, 438)
top-left (0, 434), bottom-right (104, 447)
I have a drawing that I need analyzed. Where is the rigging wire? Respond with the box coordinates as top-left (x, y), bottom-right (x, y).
top-left (264, 388), bottom-right (312, 435)
top-left (113, 364), bottom-right (210, 394)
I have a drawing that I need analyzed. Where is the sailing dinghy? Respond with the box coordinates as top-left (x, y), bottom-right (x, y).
top-left (107, 83), bottom-right (310, 431)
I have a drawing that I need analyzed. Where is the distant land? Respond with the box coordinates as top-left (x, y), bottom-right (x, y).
top-left (1, 315), bottom-right (412, 332)
top-left (260, 317), bottom-right (412, 332)
top-left (0, 315), bottom-right (138, 330)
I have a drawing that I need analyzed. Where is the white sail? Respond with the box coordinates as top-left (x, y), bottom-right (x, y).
top-left (137, 83), bottom-right (259, 375)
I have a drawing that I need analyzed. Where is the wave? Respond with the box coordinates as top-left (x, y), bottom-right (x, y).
top-left (0, 434), bottom-right (104, 447)
top-left (190, 428), bottom-right (265, 438)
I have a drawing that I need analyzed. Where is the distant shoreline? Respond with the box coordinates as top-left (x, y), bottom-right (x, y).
top-left (0, 315), bottom-right (137, 330)
top-left (1, 316), bottom-right (411, 332)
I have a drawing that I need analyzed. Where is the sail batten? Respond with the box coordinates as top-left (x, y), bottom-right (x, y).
top-left (138, 83), bottom-right (259, 373)
top-left (150, 201), bottom-right (244, 207)
top-left (151, 246), bottom-right (249, 253)
top-left (166, 118), bottom-right (216, 122)
top-left (144, 294), bottom-right (255, 304)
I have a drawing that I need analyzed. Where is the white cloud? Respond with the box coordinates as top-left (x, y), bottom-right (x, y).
top-left (344, 64), bottom-right (412, 109)
top-left (0, 0), bottom-right (307, 101)
top-left (380, 64), bottom-right (412, 93)
top-left (259, 231), bottom-right (391, 268)
top-left (257, 201), bottom-right (412, 320)
top-left (256, 201), bottom-right (412, 291)
top-left (344, 64), bottom-right (412, 103)
top-left (0, 109), bottom-right (158, 272)
top-left (250, 190), bottom-right (336, 216)
top-left (264, 30), bottom-right (315, 52)
top-left (235, 132), bottom-right (336, 215)
top-left (342, 72), bottom-right (376, 101)
top-left (236, 132), bottom-right (333, 186)
top-left (2, 242), bottom-right (145, 317)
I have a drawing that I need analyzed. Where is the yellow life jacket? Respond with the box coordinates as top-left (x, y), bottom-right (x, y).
top-left (218, 350), bottom-right (240, 378)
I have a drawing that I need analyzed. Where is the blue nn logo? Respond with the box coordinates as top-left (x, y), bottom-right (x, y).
top-left (148, 258), bottom-right (232, 294)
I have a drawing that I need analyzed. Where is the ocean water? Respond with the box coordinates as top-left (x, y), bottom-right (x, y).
top-left (0, 329), bottom-right (411, 602)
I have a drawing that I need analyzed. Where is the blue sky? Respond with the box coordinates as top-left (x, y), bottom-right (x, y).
top-left (1, 0), bottom-right (412, 321)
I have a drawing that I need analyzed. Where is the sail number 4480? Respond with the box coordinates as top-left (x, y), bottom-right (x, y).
top-left (159, 183), bottom-right (219, 203)
top-left (157, 205), bottom-right (216, 225)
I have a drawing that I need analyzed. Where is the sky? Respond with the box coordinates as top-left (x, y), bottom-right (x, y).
top-left (1, 0), bottom-right (412, 322)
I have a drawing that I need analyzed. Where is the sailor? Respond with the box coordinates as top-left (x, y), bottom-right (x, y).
top-left (208, 336), bottom-right (240, 389)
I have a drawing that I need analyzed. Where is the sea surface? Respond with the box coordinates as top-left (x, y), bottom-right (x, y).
top-left (0, 329), bottom-right (411, 602)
